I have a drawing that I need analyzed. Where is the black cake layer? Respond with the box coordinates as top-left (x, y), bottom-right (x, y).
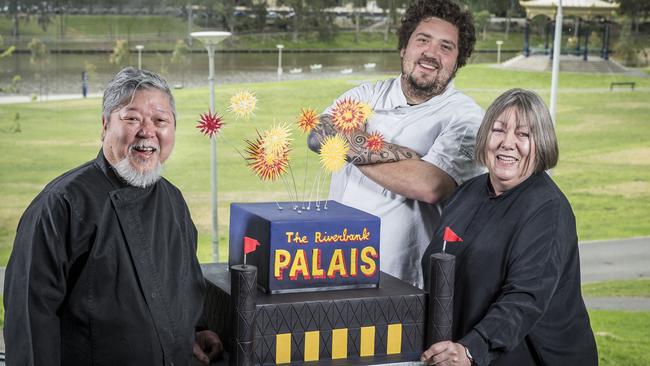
top-left (202, 264), bottom-right (426, 365)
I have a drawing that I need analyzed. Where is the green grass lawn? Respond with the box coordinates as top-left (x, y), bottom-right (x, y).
top-left (583, 279), bottom-right (650, 298)
top-left (590, 310), bottom-right (650, 366)
top-left (1, 65), bottom-right (649, 265)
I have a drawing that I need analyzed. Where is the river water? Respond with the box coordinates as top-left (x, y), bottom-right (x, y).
top-left (0, 51), bottom-right (512, 95)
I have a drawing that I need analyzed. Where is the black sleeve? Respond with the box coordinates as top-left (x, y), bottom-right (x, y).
top-left (459, 200), bottom-right (564, 366)
top-left (3, 192), bottom-right (71, 365)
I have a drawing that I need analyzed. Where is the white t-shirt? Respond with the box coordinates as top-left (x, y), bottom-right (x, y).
top-left (325, 76), bottom-right (484, 287)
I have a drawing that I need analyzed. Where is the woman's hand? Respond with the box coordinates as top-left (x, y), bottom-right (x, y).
top-left (420, 341), bottom-right (472, 365)
top-left (193, 330), bottom-right (223, 364)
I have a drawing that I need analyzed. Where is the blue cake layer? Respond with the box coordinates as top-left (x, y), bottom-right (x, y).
top-left (229, 201), bottom-right (381, 293)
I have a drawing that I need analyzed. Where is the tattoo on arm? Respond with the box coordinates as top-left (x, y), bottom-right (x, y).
top-left (347, 131), bottom-right (419, 165)
top-left (307, 114), bottom-right (419, 164)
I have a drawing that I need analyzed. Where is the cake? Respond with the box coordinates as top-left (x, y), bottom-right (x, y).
top-left (200, 200), bottom-right (433, 365)
top-left (228, 200), bottom-right (381, 294)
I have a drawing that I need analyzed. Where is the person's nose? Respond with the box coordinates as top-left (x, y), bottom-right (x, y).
top-left (501, 129), bottom-right (516, 150)
top-left (137, 119), bottom-right (156, 139)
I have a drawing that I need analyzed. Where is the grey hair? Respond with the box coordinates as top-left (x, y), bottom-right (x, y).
top-left (102, 67), bottom-right (176, 124)
top-left (475, 88), bottom-right (559, 173)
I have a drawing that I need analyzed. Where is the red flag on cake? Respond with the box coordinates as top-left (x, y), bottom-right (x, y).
top-left (443, 227), bottom-right (463, 243)
top-left (244, 236), bottom-right (260, 254)
top-left (442, 226), bottom-right (462, 253)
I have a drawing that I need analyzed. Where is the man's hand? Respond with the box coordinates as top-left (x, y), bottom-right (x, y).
top-left (193, 330), bottom-right (223, 364)
top-left (308, 114), bottom-right (419, 165)
top-left (421, 341), bottom-right (472, 366)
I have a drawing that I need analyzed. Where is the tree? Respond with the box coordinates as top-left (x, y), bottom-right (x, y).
top-left (28, 37), bottom-right (49, 99)
top-left (278, 0), bottom-right (306, 43)
top-left (619, 0), bottom-right (650, 36)
top-left (376, 0), bottom-right (408, 43)
top-left (616, 21), bottom-right (643, 67)
top-left (0, 35), bottom-right (21, 93)
top-left (473, 10), bottom-right (490, 41)
top-left (251, 1), bottom-right (268, 32)
top-left (348, 0), bottom-right (367, 44)
top-left (171, 39), bottom-right (190, 85)
top-left (109, 39), bottom-right (130, 68)
top-left (308, 0), bottom-right (339, 42)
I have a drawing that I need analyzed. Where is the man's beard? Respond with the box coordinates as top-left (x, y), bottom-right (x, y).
top-left (402, 57), bottom-right (455, 100)
top-left (112, 157), bottom-right (163, 188)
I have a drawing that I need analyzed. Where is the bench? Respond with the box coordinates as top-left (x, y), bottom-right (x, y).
top-left (610, 82), bottom-right (636, 91)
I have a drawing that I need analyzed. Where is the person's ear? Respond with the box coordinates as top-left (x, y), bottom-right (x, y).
top-left (400, 48), bottom-right (405, 58)
top-left (101, 116), bottom-right (107, 141)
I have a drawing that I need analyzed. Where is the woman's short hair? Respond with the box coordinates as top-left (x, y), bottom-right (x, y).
top-left (475, 88), bottom-right (559, 173)
top-left (397, 0), bottom-right (476, 69)
top-left (102, 67), bottom-right (176, 124)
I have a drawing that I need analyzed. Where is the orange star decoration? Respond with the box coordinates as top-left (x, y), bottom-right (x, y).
top-left (297, 108), bottom-right (319, 133)
top-left (196, 111), bottom-right (225, 138)
top-left (261, 123), bottom-right (292, 159)
top-left (366, 131), bottom-right (385, 152)
top-left (331, 98), bottom-right (367, 134)
top-left (244, 133), bottom-right (290, 181)
top-left (319, 134), bottom-right (349, 172)
top-left (229, 90), bottom-right (257, 119)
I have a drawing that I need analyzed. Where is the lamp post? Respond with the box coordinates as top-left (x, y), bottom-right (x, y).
top-left (135, 45), bottom-right (144, 69)
top-left (191, 31), bottom-right (232, 263)
top-left (496, 40), bottom-right (504, 64)
top-left (276, 44), bottom-right (284, 80)
top-left (550, 0), bottom-right (563, 126)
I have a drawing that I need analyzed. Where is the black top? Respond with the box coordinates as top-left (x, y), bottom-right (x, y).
top-left (4, 151), bottom-right (205, 366)
top-left (422, 172), bottom-right (597, 366)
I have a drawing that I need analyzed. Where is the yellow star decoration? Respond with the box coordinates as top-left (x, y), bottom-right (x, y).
top-left (229, 90), bottom-right (257, 119)
top-left (261, 123), bottom-right (292, 159)
top-left (319, 134), bottom-right (349, 172)
top-left (297, 107), bottom-right (319, 133)
top-left (359, 102), bottom-right (373, 121)
top-left (331, 97), bottom-right (368, 134)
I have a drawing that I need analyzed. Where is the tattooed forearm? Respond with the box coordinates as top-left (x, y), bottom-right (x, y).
top-left (347, 131), bottom-right (420, 165)
top-left (307, 114), bottom-right (419, 164)
top-left (307, 114), bottom-right (338, 153)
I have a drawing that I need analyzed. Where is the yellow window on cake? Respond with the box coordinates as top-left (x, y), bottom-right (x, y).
top-left (387, 323), bottom-right (402, 354)
top-left (331, 328), bottom-right (348, 359)
top-left (304, 330), bottom-right (320, 361)
top-left (360, 326), bottom-right (375, 357)
top-left (276, 333), bottom-right (291, 364)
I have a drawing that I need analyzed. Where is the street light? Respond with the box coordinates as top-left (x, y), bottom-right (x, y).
top-left (276, 44), bottom-right (284, 79)
top-left (135, 45), bottom-right (144, 69)
top-left (496, 40), bottom-right (504, 64)
top-left (191, 30), bottom-right (232, 263)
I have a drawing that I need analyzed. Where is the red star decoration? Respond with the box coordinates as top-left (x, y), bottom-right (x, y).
top-left (196, 111), bottom-right (225, 138)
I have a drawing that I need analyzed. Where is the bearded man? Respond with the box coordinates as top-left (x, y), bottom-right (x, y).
top-left (308, 0), bottom-right (484, 288)
top-left (4, 68), bottom-right (222, 365)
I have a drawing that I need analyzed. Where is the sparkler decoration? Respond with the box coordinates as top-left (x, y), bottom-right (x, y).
top-left (319, 134), bottom-right (349, 173)
top-left (359, 102), bottom-right (373, 122)
top-left (261, 123), bottom-right (292, 159)
top-left (366, 131), bottom-right (385, 152)
top-left (331, 97), bottom-right (367, 134)
top-left (296, 107), bottom-right (319, 133)
top-left (245, 133), bottom-right (290, 181)
top-left (196, 110), bottom-right (225, 138)
top-left (229, 90), bottom-right (257, 119)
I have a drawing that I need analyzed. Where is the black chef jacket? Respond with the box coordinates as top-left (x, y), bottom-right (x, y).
top-left (422, 172), bottom-right (597, 366)
top-left (4, 151), bottom-right (206, 366)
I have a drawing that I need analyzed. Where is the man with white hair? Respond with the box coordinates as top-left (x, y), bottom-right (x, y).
top-left (4, 67), bottom-right (221, 365)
